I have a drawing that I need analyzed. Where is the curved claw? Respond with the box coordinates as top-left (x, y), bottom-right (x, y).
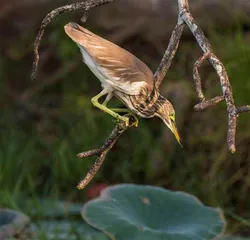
top-left (129, 115), bottom-right (139, 127)
top-left (125, 114), bottom-right (139, 127)
top-left (114, 116), bottom-right (129, 127)
top-left (121, 116), bottom-right (130, 127)
top-left (115, 115), bottom-right (139, 128)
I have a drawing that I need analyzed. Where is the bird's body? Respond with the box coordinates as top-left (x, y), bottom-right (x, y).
top-left (64, 22), bottom-right (181, 145)
top-left (64, 23), bottom-right (162, 118)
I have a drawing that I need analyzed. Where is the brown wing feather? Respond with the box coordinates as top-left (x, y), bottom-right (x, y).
top-left (64, 22), bottom-right (154, 94)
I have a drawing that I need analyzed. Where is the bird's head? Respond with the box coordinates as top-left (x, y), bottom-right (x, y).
top-left (155, 100), bottom-right (182, 147)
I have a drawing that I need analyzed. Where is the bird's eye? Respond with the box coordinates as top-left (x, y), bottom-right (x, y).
top-left (170, 113), bottom-right (175, 121)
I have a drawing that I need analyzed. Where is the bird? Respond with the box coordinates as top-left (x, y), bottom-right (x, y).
top-left (64, 22), bottom-right (181, 146)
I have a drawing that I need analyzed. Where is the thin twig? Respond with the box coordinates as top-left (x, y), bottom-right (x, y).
top-left (236, 105), bottom-right (250, 114)
top-left (77, 116), bottom-right (137, 189)
top-left (77, 122), bottom-right (126, 189)
top-left (194, 96), bottom-right (224, 111)
top-left (31, 0), bottom-right (115, 81)
top-left (193, 52), bottom-right (211, 102)
top-left (81, 5), bottom-right (90, 23)
top-left (154, 23), bottom-right (185, 88)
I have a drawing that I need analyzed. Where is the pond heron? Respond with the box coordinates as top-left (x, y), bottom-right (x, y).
top-left (64, 22), bottom-right (181, 146)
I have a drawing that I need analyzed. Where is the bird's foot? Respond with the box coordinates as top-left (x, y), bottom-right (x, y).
top-left (127, 114), bottom-right (139, 127)
top-left (115, 114), bottom-right (139, 128)
top-left (116, 115), bottom-right (130, 127)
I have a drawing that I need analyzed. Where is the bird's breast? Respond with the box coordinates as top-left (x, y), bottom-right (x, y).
top-left (78, 44), bottom-right (110, 89)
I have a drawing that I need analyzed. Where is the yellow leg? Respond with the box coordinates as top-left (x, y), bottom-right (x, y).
top-left (103, 92), bottom-right (113, 106)
top-left (109, 108), bottom-right (130, 113)
top-left (91, 90), bottom-right (130, 126)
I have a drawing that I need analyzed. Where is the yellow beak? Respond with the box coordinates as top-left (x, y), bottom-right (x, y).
top-left (170, 119), bottom-right (182, 147)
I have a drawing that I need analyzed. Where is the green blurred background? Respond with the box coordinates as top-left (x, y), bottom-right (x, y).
top-left (0, 0), bottom-right (250, 237)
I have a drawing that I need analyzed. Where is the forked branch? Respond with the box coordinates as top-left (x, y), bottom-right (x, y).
top-left (76, 114), bottom-right (137, 189)
top-left (154, 0), bottom-right (250, 153)
top-left (77, 119), bottom-right (128, 189)
top-left (32, 0), bottom-right (250, 189)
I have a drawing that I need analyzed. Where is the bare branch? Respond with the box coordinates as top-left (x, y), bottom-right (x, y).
top-left (31, 0), bottom-right (115, 81)
top-left (194, 96), bottom-right (224, 111)
top-left (193, 52), bottom-right (211, 102)
top-left (236, 105), bottom-right (250, 114)
top-left (81, 5), bottom-right (90, 23)
top-left (175, 0), bottom-right (249, 153)
top-left (153, 0), bottom-right (249, 152)
top-left (77, 116), bottom-right (137, 189)
top-left (154, 23), bottom-right (185, 88)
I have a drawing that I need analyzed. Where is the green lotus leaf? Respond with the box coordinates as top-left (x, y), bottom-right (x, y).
top-left (82, 184), bottom-right (225, 240)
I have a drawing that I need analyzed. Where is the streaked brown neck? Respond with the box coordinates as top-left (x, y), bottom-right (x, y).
top-left (129, 87), bottom-right (167, 118)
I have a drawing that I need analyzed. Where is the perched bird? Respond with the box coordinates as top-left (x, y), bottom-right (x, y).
top-left (64, 22), bottom-right (181, 146)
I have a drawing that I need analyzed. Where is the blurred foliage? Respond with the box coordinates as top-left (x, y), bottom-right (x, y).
top-left (0, 13), bottom-right (250, 237)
